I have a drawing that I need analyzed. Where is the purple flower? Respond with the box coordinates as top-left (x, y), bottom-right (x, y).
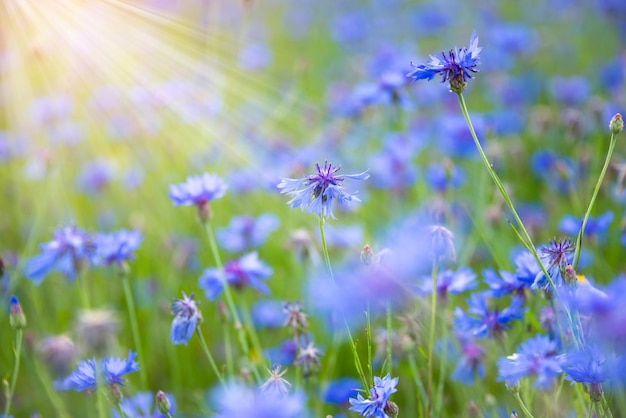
top-left (24, 226), bottom-right (95, 285)
top-left (532, 238), bottom-right (575, 292)
top-left (113, 391), bottom-right (175, 418)
top-left (454, 294), bottom-right (525, 339)
top-left (558, 211), bottom-right (613, 240)
top-left (216, 214), bottom-right (279, 253)
top-left (323, 377), bottom-right (360, 405)
top-left (168, 173), bottom-right (227, 207)
top-left (418, 266), bottom-right (477, 298)
top-left (251, 299), bottom-right (285, 329)
top-left (170, 292), bottom-right (201, 345)
top-left (349, 374), bottom-right (398, 418)
top-left (77, 159), bottom-right (115, 195)
top-left (211, 384), bottom-right (306, 418)
top-left (277, 161), bottom-right (369, 219)
top-left (497, 335), bottom-right (563, 389)
top-left (483, 268), bottom-right (532, 298)
top-left (199, 252), bottom-right (272, 300)
top-left (407, 32), bottom-right (481, 93)
top-left (513, 251), bottom-right (542, 286)
top-left (95, 229), bottom-right (142, 266)
top-left (451, 337), bottom-right (485, 384)
top-left (54, 350), bottom-right (139, 392)
top-left (562, 347), bottom-right (615, 401)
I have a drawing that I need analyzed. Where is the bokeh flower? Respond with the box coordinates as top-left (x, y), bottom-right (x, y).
top-left (170, 292), bottom-right (201, 345)
top-left (54, 350), bottom-right (139, 392)
top-left (95, 229), bottom-right (142, 266)
top-left (199, 252), bottom-right (272, 300)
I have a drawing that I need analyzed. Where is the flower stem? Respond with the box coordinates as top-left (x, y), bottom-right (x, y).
top-left (386, 303), bottom-right (393, 376)
top-left (121, 268), bottom-right (148, 389)
top-left (318, 216), bottom-right (334, 279)
top-left (77, 270), bottom-right (91, 309)
top-left (572, 131), bottom-right (618, 269)
top-left (3, 329), bottom-right (23, 418)
top-left (427, 260), bottom-right (438, 417)
top-left (196, 327), bottom-right (226, 386)
top-left (435, 305), bottom-right (448, 417)
top-left (204, 221), bottom-right (261, 383)
top-left (514, 391), bottom-right (536, 418)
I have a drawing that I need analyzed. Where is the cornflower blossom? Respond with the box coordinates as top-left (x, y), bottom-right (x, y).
top-left (562, 347), bottom-right (614, 401)
top-left (406, 32), bottom-right (481, 93)
top-left (216, 214), bottom-right (279, 253)
top-left (95, 229), bottom-right (142, 266)
top-left (323, 377), bottom-right (361, 405)
top-left (24, 226), bottom-right (95, 285)
top-left (168, 173), bottom-right (227, 221)
top-left (170, 293), bottom-right (201, 345)
top-left (483, 268), bottom-right (532, 298)
top-left (113, 391), bottom-right (175, 418)
top-left (497, 335), bottom-right (563, 389)
top-left (513, 251), bottom-right (542, 286)
top-left (558, 211), bottom-right (614, 240)
top-left (295, 340), bottom-right (323, 377)
top-left (532, 238), bottom-right (575, 292)
top-left (54, 350), bottom-right (139, 392)
top-left (349, 374), bottom-right (399, 418)
top-left (451, 337), bottom-right (485, 383)
top-left (417, 266), bottom-right (477, 298)
top-left (259, 364), bottom-right (292, 395)
top-left (250, 300), bottom-right (285, 329)
top-left (211, 384), bottom-right (306, 418)
top-left (199, 252), bottom-right (273, 300)
top-left (454, 293), bottom-right (525, 339)
top-left (277, 161), bottom-right (369, 219)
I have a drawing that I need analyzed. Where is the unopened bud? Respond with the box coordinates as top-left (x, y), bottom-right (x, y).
top-left (563, 264), bottom-right (577, 287)
top-left (197, 202), bottom-right (211, 224)
top-left (156, 390), bottom-right (172, 414)
top-left (609, 113), bottom-right (623, 134)
top-left (384, 401), bottom-right (399, 418)
top-left (449, 75), bottom-right (467, 94)
top-left (9, 296), bottom-right (27, 329)
top-left (428, 225), bottom-right (456, 262)
top-left (360, 245), bottom-right (374, 265)
top-left (108, 383), bottom-right (123, 406)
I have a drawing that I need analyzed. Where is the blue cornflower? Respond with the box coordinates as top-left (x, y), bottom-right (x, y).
top-left (418, 266), bottom-right (477, 299)
top-left (513, 250), bottom-right (542, 286)
top-left (199, 252), bottom-right (272, 300)
top-left (425, 162), bottom-right (465, 192)
top-left (532, 238), bottom-right (575, 292)
top-left (562, 347), bottom-right (614, 401)
top-left (497, 335), bottom-right (563, 389)
top-left (168, 173), bottom-right (227, 222)
top-left (277, 161), bottom-right (369, 219)
top-left (54, 350), bottom-right (139, 392)
top-left (323, 377), bottom-right (360, 405)
top-left (558, 211), bottom-right (613, 240)
top-left (216, 213), bottom-right (279, 253)
top-left (211, 384), bottom-right (306, 418)
top-left (451, 337), bottom-right (485, 384)
top-left (95, 229), bottom-right (142, 266)
top-left (113, 391), bottom-right (175, 418)
top-left (170, 292), bottom-right (201, 345)
top-left (407, 32), bottom-right (481, 93)
top-left (349, 374), bottom-right (399, 418)
top-left (259, 364), bottom-right (292, 395)
top-left (454, 293), bottom-right (525, 339)
top-left (530, 151), bottom-right (580, 194)
top-left (483, 268), bottom-right (532, 298)
top-left (24, 225), bottom-right (95, 285)
top-left (251, 299), bottom-right (286, 329)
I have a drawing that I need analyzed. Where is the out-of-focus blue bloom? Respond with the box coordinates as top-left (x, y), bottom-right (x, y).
top-left (55, 351), bottom-right (139, 392)
top-left (265, 339), bottom-right (298, 366)
top-left (199, 252), bottom-right (272, 300)
top-left (95, 229), bottom-right (142, 266)
top-left (513, 250), bottom-right (542, 286)
top-left (436, 114), bottom-right (487, 157)
top-left (349, 374), bottom-right (398, 418)
top-left (319, 224), bottom-right (364, 249)
top-left (558, 211), bottom-right (613, 240)
top-left (77, 159), bottom-right (115, 195)
top-left (24, 226), bottom-right (95, 285)
top-left (251, 299), bottom-right (285, 329)
top-left (211, 384), bottom-right (306, 418)
top-left (278, 161), bottom-right (369, 219)
top-left (548, 76), bottom-right (591, 107)
top-left (497, 335), bottom-right (563, 389)
top-left (425, 162), bottom-right (465, 192)
top-left (216, 214), bottom-right (279, 253)
top-left (454, 294), bottom-right (525, 339)
top-left (407, 32), bottom-right (481, 91)
top-left (259, 364), bottom-right (292, 395)
top-left (562, 347), bottom-right (613, 400)
top-left (532, 238), bottom-right (574, 292)
top-left (170, 292), bottom-right (201, 345)
top-left (483, 268), bottom-right (532, 298)
top-left (418, 267), bottom-right (477, 298)
top-left (368, 133), bottom-right (420, 192)
top-left (238, 42), bottom-right (273, 72)
top-left (530, 151), bottom-right (580, 194)
top-left (482, 24), bottom-right (538, 71)
top-left (323, 377), bottom-right (360, 405)
top-left (331, 12), bottom-right (366, 45)
top-left (451, 337), bottom-right (485, 384)
top-left (168, 173), bottom-right (227, 207)
top-left (113, 391), bottom-right (176, 418)
top-left (295, 340), bottom-right (323, 377)
top-left (599, 56), bottom-right (625, 92)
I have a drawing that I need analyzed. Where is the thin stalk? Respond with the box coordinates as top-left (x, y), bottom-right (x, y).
top-left (600, 393), bottom-right (615, 418)
top-left (77, 270), bottom-right (91, 309)
top-left (435, 305), bottom-right (448, 417)
top-left (32, 356), bottom-right (71, 417)
top-left (408, 353), bottom-right (427, 418)
top-left (222, 320), bottom-right (235, 380)
top-left (318, 216), bottom-right (334, 279)
top-left (121, 268), bottom-right (147, 388)
top-left (514, 391), bottom-right (536, 418)
top-left (573, 131), bottom-right (617, 269)
top-left (386, 303), bottom-right (393, 376)
top-left (95, 362), bottom-right (107, 418)
top-left (365, 309), bottom-right (373, 384)
top-left (196, 327), bottom-right (225, 386)
top-left (204, 221), bottom-right (261, 383)
top-left (427, 260), bottom-right (438, 417)
top-left (3, 329), bottom-right (23, 418)
top-left (114, 404), bottom-right (126, 418)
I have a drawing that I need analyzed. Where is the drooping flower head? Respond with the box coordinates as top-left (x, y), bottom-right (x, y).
top-left (95, 229), bottom-right (143, 267)
top-left (170, 292), bottom-right (201, 345)
top-left (24, 225), bottom-right (96, 285)
top-left (407, 32), bottom-right (482, 93)
top-left (349, 374), bottom-right (399, 418)
top-left (278, 161), bottom-right (369, 219)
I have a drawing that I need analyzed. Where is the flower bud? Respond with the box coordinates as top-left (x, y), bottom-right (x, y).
top-left (9, 296), bottom-right (27, 330)
top-left (156, 390), bottom-right (172, 414)
top-left (609, 113), bottom-right (623, 134)
top-left (384, 401), bottom-right (399, 418)
top-left (360, 245), bottom-right (374, 265)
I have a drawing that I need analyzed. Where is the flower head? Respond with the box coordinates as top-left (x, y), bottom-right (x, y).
top-left (9, 295), bottom-right (26, 329)
top-left (259, 364), bottom-right (292, 395)
top-left (407, 32), bottom-right (481, 93)
top-left (199, 252), bottom-right (272, 300)
top-left (278, 161), bottom-right (369, 219)
top-left (95, 229), bottom-right (143, 266)
top-left (349, 374), bottom-right (399, 418)
top-left (168, 173), bottom-right (227, 207)
top-left (532, 238), bottom-right (575, 291)
top-left (54, 350), bottom-right (139, 392)
top-left (497, 335), bottom-right (563, 389)
top-left (217, 214), bottom-right (279, 253)
top-left (170, 292), bottom-right (201, 345)
top-left (454, 293), bottom-right (525, 339)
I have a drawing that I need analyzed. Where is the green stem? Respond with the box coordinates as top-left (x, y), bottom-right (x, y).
top-left (77, 270), bottom-right (91, 309)
top-left (386, 303), bottom-right (393, 376)
top-left (408, 353), bottom-right (427, 418)
top-left (121, 268), bottom-right (148, 389)
top-left (427, 260), bottom-right (438, 417)
top-left (115, 404), bottom-right (126, 418)
top-left (514, 391), bottom-right (536, 418)
top-left (196, 328), bottom-right (225, 386)
top-left (318, 216), bottom-right (334, 279)
top-left (435, 304), bottom-right (448, 417)
top-left (3, 329), bottom-right (23, 418)
top-left (204, 221), bottom-right (261, 383)
top-left (32, 356), bottom-right (71, 417)
top-left (572, 131), bottom-right (617, 269)
top-left (222, 320), bottom-right (235, 380)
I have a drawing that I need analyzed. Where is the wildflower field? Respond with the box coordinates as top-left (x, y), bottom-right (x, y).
top-left (3, 1), bottom-right (626, 417)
